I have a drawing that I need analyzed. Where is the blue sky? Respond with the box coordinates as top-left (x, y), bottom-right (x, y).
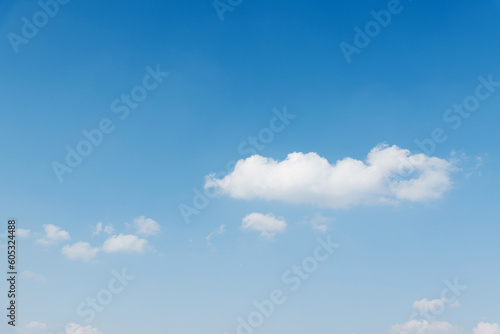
top-left (1, 0), bottom-right (500, 333)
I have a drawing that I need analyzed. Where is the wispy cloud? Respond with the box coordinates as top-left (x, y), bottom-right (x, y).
top-left (206, 224), bottom-right (226, 250)
top-left (390, 320), bottom-right (461, 334)
top-left (306, 213), bottom-right (333, 233)
top-left (93, 222), bottom-right (114, 236)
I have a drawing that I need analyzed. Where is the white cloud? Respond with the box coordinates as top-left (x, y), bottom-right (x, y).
top-left (22, 271), bottom-right (46, 283)
top-left (61, 242), bottom-right (100, 261)
top-left (308, 213), bottom-right (333, 233)
top-left (104, 224), bottom-right (114, 234)
top-left (36, 224), bottom-right (70, 245)
top-left (205, 144), bottom-right (453, 208)
top-left (17, 229), bottom-right (31, 237)
top-left (133, 216), bottom-right (161, 236)
top-left (206, 224), bottom-right (226, 250)
top-left (241, 213), bottom-right (286, 239)
top-left (413, 298), bottom-right (446, 311)
top-left (65, 323), bottom-right (101, 334)
top-left (93, 222), bottom-right (103, 235)
top-left (102, 234), bottom-right (148, 254)
top-left (93, 222), bottom-right (114, 235)
top-left (413, 298), bottom-right (460, 312)
top-left (473, 322), bottom-right (500, 334)
top-left (92, 222), bottom-right (115, 235)
top-left (390, 320), bottom-right (462, 334)
top-left (25, 321), bottom-right (47, 330)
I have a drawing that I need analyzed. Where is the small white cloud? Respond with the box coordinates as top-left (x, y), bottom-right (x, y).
top-left (473, 322), bottom-right (500, 334)
top-left (17, 229), bottom-right (31, 238)
top-left (61, 242), bottom-right (100, 261)
top-left (92, 222), bottom-right (103, 235)
top-left (93, 222), bottom-right (113, 235)
top-left (413, 298), bottom-right (446, 311)
top-left (241, 213), bottom-right (286, 240)
top-left (103, 224), bottom-right (114, 234)
top-left (308, 213), bottom-right (333, 233)
top-left (25, 321), bottom-right (47, 330)
top-left (390, 320), bottom-right (461, 334)
top-left (36, 224), bottom-right (70, 245)
top-left (22, 271), bottom-right (46, 283)
top-left (65, 323), bottom-right (101, 334)
top-left (205, 144), bottom-right (454, 208)
top-left (206, 224), bottom-right (226, 250)
top-left (102, 234), bottom-right (148, 254)
top-left (413, 297), bottom-right (460, 312)
top-left (133, 216), bottom-right (161, 236)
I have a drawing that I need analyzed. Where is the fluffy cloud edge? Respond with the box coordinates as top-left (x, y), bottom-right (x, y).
top-left (473, 322), bottom-right (500, 334)
top-left (133, 216), bottom-right (161, 236)
top-left (205, 144), bottom-right (455, 209)
top-left (36, 224), bottom-right (70, 246)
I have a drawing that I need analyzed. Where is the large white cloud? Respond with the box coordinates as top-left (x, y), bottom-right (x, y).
top-left (473, 322), bottom-right (500, 334)
top-left (205, 144), bottom-right (453, 208)
top-left (61, 242), bottom-right (100, 261)
top-left (36, 224), bottom-right (70, 245)
top-left (241, 213), bottom-right (286, 239)
top-left (390, 320), bottom-right (461, 334)
top-left (102, 234), bottom-right (148, 254)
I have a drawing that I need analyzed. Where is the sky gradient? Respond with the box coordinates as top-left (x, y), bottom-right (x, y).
top-left (1, 0), bottom-right (500, 334)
